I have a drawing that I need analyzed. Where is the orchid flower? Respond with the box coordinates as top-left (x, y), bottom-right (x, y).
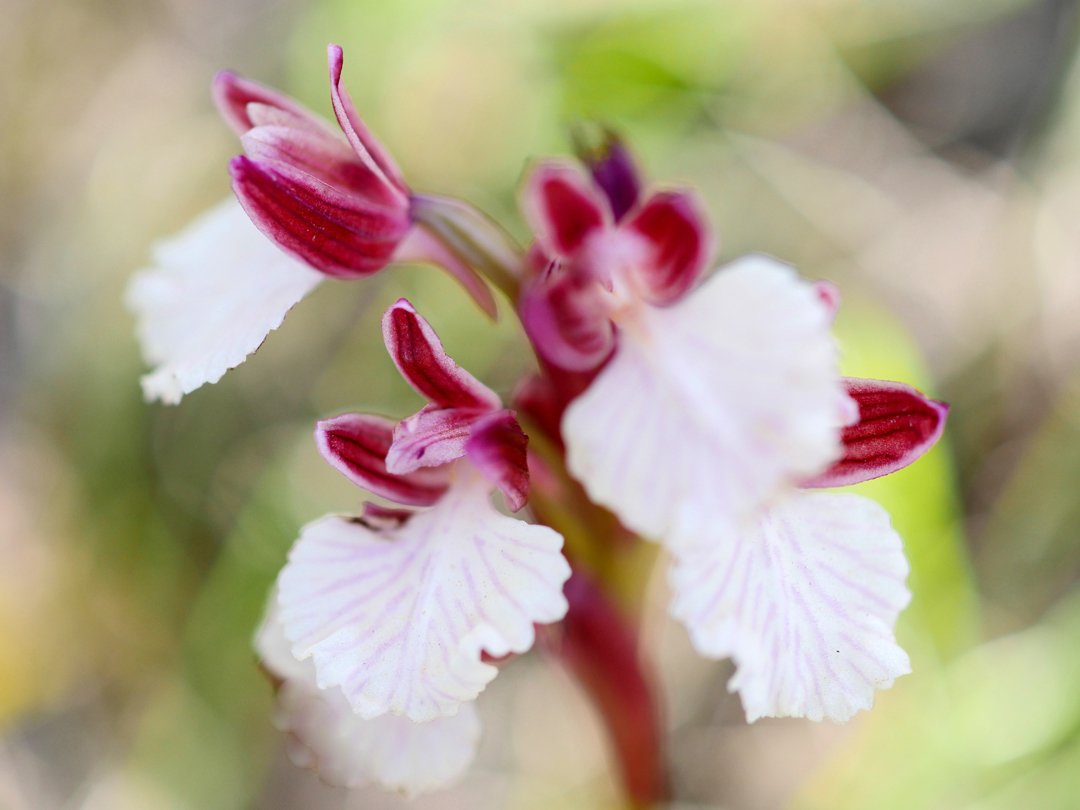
top-left (255, 594), bottom-right (481, 795)
top-left (520, 158), bottom-right (853, 545)
top-left (275, 299), bottom-right (571, 723)
top-left (126, 44), bottom-right (505, 404)
top-left (514, 148), bottom-right (949, 724)
top-left (669, 377), bottom-right (948, 721)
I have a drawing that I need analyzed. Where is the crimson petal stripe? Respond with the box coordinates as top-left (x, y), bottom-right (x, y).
top-left (381, 299), bottom-right (501, 411)
top-left (624, 189), bottom-right (713, 306)
top-left (315, 413), bottom-right (449, 506)
top-left (803, 378), bottom-right (948, 489)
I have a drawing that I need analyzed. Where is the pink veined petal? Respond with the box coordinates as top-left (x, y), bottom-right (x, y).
top-left (381, 299), bottom-right (502, 411)
top-left (563, 254), bottom-right (848, 550)
top-left (521, 161), bottom-right (610, 259)
top-left (125, 198), bottom-right (323, 404)
top-left (256, 600), bottom-right (482, 796)
top-left (229, 155), bottom-right (410, 279)
top-left (276, 471), bottom-right (571, 721)
top-left (464, 410), bottom-right (530, 512)
top-left (392, 223), bottom-right (498, 320)
top-left (327, 44), bottom-right (409, 204)
top-left (386, 404), bottom-right (481, 475)
top-left (803, 378), bottom-right (949, 488)
top-left (212, 70), bottom-right (323, 138)
top-left (241, 122), bottom-right (402, 208)
top-left (519, 261), bottom-right (615, 372)
top-left (623, 189), bottom-right (714, 306)
top-left (668, 490), bottom-right (912, 723)
top-left (315, 413), bottom-right (449, 507)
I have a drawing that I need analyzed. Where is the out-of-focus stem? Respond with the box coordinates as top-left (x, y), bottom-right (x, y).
top-left (410, 193), bottom-right (524, 305)
top-left (545, 568), bottom-right (669, 808)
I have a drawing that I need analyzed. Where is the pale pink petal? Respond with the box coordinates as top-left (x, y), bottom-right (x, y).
top-left (277, 471), bottom-right (570, 721)
top-left (125, 198), bottom-right (322, 404)
top-left (623, 189), bottom-right (714, 305)
top-left (315, 413), bottom-right (449, 506)
top-left (669, 491), bottom-right (912, 723)
top-left (381, 299), bottom-right (502, 411)
top-left (256, 602), bottom-right (481, 795)
top-left (562, 254), bottom-right (851, 548)
top-left (386, 405), bottom-right (479, 475)
top-left (804, 378), bottom-right (949, 488)
top-left (521, 161), bottom-right (610, 259)
top-left (465, 410), bottom-right (530, 511)
top-left (392, 224), bottom-right (498, 319)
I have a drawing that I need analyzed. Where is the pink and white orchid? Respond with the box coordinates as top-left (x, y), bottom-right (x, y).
top-left (276, 299), bottom-right (571, 723)
top-left (520, 158), bottom-right (852, 545)
top-left (127, 45), bottom-right (499, 404)
top-left (256, 595), bottom-right (481, 795)
top-left (512, 151), bottom-right (949, 723)
top-left (130, 87), bottom-right (953, 801)
top-left (669, 378), bottom-right (948, 721)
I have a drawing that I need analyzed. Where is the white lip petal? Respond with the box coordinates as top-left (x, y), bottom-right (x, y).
top-left (669, 491), bottom-right (912, 723)
top-left (256, 604), bottom-right (481, 796)
top-left (125, 198), bottom-right (322, 404)
top-left (276, 472), bottom-right (570, 722)
top-left (563, 254), bottom-right (849, 549)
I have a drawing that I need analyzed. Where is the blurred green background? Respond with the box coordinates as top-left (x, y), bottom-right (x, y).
top-left (3, 0), bottom-right (1080, 807)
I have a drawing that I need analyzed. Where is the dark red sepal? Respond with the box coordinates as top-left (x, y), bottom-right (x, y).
top-left (315, 413), bottom-right (449, 506)
top-left (381, 299), bottom-right (502, 411)
top-left (803, 378), bottom-right (949, 488)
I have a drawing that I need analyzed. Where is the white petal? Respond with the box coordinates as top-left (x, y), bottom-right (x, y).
top-left (277, 470), bottom-right (570, 722)
top-left (563, 254), bottom-right (850, 549)
top-left (125, 198), bottom-right (322, 404)
top-left (256, 604), bottom-right (481, 796)
top-left (669, 491), bottom-right (912, 723)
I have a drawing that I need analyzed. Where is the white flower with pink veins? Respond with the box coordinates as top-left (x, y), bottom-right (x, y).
top-left (276, 299), bottom-right (571, 723)
top-left (256, 595), bottom-right (482, 795)
top-left (518, 159), bottom-right (947, 722)
top-left (126, 45), bottom-right (498, 404)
